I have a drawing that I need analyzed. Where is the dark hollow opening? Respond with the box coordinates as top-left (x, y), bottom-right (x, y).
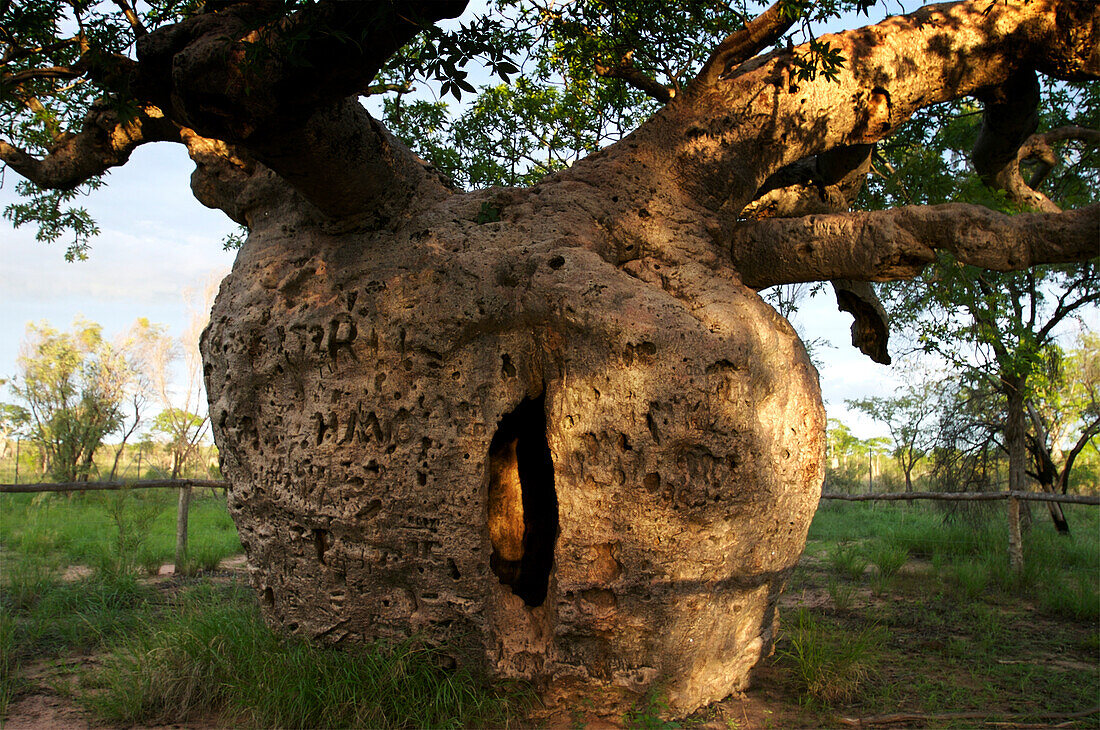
top-left (487, 393), bottom-right (558, 607)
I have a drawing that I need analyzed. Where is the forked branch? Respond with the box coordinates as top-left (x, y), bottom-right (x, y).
top-left (594, 53), bottom-right (673, 103)
top-left (694, 0), bottom-right (798, 89)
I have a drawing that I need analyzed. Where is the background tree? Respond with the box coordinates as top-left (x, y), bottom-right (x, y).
top-left (1026, 333), bottom-right (1100, 505)
top-left (10, 320), bottom-right (132, 482)
top-left (873, 77), bottom-right (1098, 560)
top-left (847, 375), bottom-right (938, 493)
top-left (105, 318), bottom-right (167, 480)
top-left (0, 390), bottom-right (31, 467)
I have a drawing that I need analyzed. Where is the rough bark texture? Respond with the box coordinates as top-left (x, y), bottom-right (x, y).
top-left (203, 167), bottom-right (824, 715)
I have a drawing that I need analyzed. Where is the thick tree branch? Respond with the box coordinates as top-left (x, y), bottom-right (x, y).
top-left (110, 0), bottom-right (148, 38)
top-left (0, 102), bottom-right (180, 190)
top-left (832, 278), bottom-right (891, 364)
top-left (661, 0), bottom-right (1100, 215)
top-left (968, 71), bottom-right (1094, 213)
top-left (727, 204), bottom-right (1100, 289)
top-left (737, 146), bottom-right (893, 364)
top-left (2, 65), bottom-right (83, 87)
top-left (135, 0), bottom-right (466, 141)
top-left (972, 70), bottom-right (1043, 205)
top-left (179, 129), bottom-right (256, 227)
top-left (740, 145), bottom-right (873, 220)
top-left (694, 0), bottom-right (798, 89)
top-left (594, 53), bottom-right (673, 103)
top-left (129, 0), bottom-right (467, 219)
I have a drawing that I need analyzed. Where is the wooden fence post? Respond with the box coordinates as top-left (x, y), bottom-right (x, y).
top-left (1007, 496), bottom-right (1024, 573)
top-left (175, 484), bottom-right (192, 573)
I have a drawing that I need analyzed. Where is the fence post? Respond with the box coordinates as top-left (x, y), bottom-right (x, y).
top-left (175, 483), bottom-right (191, 573)
top-left (14, 438), bottom-right (20, 485)
top-left (1007, 496), bottom-right (1023, 572)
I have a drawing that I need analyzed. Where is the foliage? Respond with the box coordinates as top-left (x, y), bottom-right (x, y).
top-left (8, 320), bottom-right (133, 481)
top-left (0, 397), bottom-right (31, 441)
top-left (825, 419), bottom-right (892, 493)
top-left (847, 375), bottom-right (938, 492)
top-left (1026, 332), bottom-right (1100, 494)
top-left (874, 80), bottom-right (1099, 538)
top-left (151, 408), bottom-right (208, 479)
top-left (860, 83), bottom-right (1099, 212)
top-left (93, 489), bottom-right (171, 577)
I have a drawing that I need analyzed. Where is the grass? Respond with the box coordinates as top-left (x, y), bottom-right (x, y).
top-left (774, 500), bottom-right (1100, 725)
top-left (3, 490), bottom-right (1098, 727)
top-left (827, 543), bottom-right (868, 581)
top-left (779, 608), bottom-right (883, 705)
top-left (0, 488), bottom-right (240, 575)
top-left (83, 584), bottom-right (526, 729)
top-left (0, 488), bottom-right (528, 728)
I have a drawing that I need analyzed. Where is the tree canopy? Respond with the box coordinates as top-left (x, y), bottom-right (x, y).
top-left (2, 0), bottom-right (1096, 287)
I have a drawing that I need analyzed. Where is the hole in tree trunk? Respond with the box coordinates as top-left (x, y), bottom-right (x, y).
top-left (487, 393), bottom-right (558, 607)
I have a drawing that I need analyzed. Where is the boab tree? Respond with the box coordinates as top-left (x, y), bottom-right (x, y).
top-left (3, 0), bottom-right (1097, 716)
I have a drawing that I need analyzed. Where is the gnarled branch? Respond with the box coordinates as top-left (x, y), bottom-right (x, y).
top-left (694, 0), bottom-right (798, 89)
top-left (1018, 125), bottom-right (1100, 194)
top-left (130, 0), bottom-right (468, 219)
top-left (595, 53), bottom-right (673, 103)
top-left (740, 145), bottom-right (873, 220)
top-left (665, 0), bottom-right (1100, 215)
top-left (727, 204), bottom-right (1100, 289)
top-left (0, 102), bottom-right (180, 190)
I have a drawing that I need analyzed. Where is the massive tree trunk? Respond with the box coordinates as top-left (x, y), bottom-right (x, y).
top-left (5, 0), bottom-right (1098, 718)
top-left (203, 175), bottom-right (826, 714)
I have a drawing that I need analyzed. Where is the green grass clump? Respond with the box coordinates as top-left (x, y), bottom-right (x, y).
top-left (779, 608), bottom-right (883, 706)
top-left (85, 586), bottom-right (527, 729)
top-left (867, 543), bottom-right (908, 581)
top-left (828, 544), bottom-right (868, 581)
top-left (827, 578), bottom-right (857, 612)
top-left (1, 569), bottom-right (153, 658)
top-left (179, 538), bottom-right (236, 575)
top-left (0, 605), bottom-right (17, 718)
